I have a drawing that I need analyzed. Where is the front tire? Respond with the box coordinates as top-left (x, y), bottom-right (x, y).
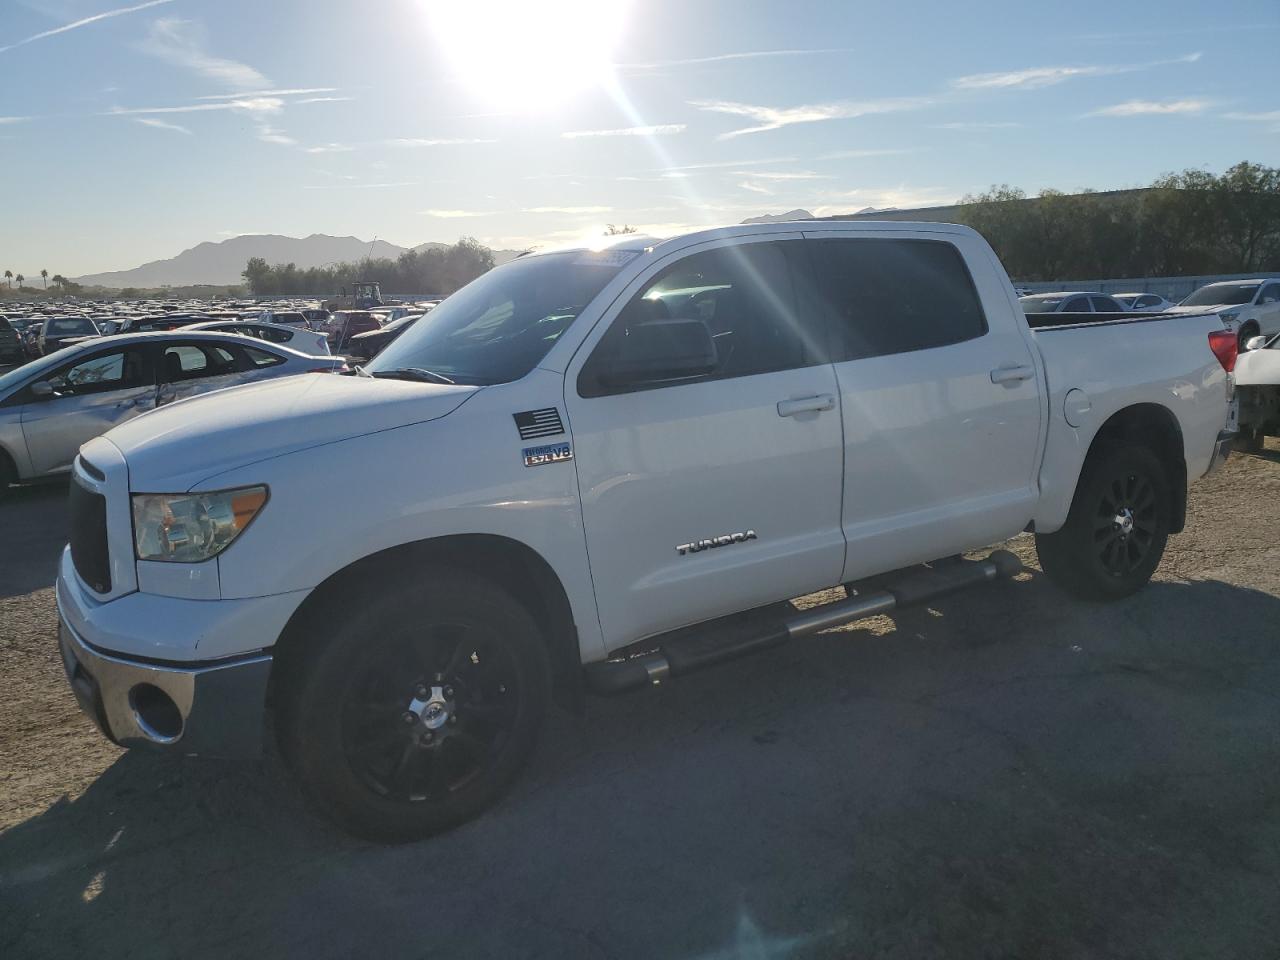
top-left (279, 571), bottom-right (551, 843)
top-left (1035, 445), bottom-right (1171, 601)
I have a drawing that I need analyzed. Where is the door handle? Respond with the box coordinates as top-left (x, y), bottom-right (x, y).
top-left (990, 365), bottom-right (1034, 385)
top-left (777, 394), bottom-right (835, 417)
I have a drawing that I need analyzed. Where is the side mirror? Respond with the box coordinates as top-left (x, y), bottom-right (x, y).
top-left (600, 318), bottom-right (719, 388)
top-left (30, 381), bottom-right (54, 398)
top-left (1243, 335), bottom-right (1268, 352)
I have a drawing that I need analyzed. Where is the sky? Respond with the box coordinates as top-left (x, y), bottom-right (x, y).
top-left (1, 0), bottom-right (1277, 278)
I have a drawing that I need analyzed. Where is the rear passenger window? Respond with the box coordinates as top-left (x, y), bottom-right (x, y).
top-left (244, 346), bottom-right (284, 368)
top-left (1064, 297), bottom-right (1090, 312)
top-left (1091, 297), bottom-right (1120, 312)
top-left (580, 242), bottom-right (819, 396)
top-left (808, 239), bottom-right (988, 361)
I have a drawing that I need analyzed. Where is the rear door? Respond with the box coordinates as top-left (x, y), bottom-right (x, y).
top-left (20, 345), bottom-right (155, 475)
top-left (801, 232), bottom-right (1044, 581)
top-left (1257, 283), bottom-right (1280, 335)
top-left (156, 341), bottom-right (258, 406)
top-left (564, 237), bottom-right (846, 649)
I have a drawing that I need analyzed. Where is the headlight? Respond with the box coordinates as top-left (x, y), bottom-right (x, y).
top-left (1220, 310), bottom-right (1240, 325)
top-left (132, 486), bottom-right (268, 562)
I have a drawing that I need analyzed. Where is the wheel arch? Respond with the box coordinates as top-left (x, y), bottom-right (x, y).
top-left (1083, 402), bottom-right (1187, 533)
top-left (269, 533), bottom-right (583, 714)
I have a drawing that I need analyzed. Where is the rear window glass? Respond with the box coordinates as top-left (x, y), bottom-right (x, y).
top-left (808, 238), bottom-right (988, 361)
top-left (45, 317), bottom-right (98, 336)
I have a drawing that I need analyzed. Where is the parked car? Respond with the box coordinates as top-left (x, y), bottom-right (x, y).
top-left (1019, 292), bottom-right (1128, 314)
top-left (37, 316), bottom-right (100, 355)
top-left (186, 320), bottom-right (331, 356)
top-left (262, 311), bottom-right (310, 329)
top-left (346, 312), bottom-right (425, 361)
top-left (1168, 279), bottom-right (1280, 350)
top-left (301, 308), bottom-right (331, 330)
top-left (53, 222), bottom-right (1233, 842)
top-left (0, 317), bottom-right (23, 364)
top-left (1235, 331), bottom-right (1280, 451)
top-left (323, 310), bottom-right (381, 352)
top-left (23, 322), bottom-right (44, 359)
top-left (1113, 293), bottom-right (1176, 313)
top-left (0, 331), bottom-right (344, 491)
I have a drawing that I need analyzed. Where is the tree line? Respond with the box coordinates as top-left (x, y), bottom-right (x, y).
top-left (953, 161), bottom-right (1280, 281)
top-left (242, 237), bottom-right (497, 297)
top-left (1, 268), bottom-right (80, 297)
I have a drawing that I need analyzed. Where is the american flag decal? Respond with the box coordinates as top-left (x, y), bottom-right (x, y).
top-left (513, 408), bottom-right (564, 440)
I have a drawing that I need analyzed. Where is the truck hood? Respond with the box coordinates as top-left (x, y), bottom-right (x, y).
top-left (1164, 304), bottom-right (1234, 315)
top-left (104, 373), bottom-right (478, 490)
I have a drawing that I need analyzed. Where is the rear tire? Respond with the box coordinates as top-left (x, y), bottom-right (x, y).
top-left (278, 571), bottom-right (551, 843)
top-left (1238, 323), bottom-right (1260, 353)
top-left (1035, 444), bottom-right (1171, 601)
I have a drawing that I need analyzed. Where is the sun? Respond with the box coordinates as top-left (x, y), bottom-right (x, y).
top-left (424, 0), bottom-right (633, 111)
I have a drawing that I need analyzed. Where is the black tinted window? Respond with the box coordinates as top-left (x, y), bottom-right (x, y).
top-left (580, 242), bottom-right (818, 396)
top-left (808, 239), bottom-right (987, 361)
top-left (1064, 297), bottom-right (1091, 312)
top-left (1091, 296), bottom-right (1122, 312)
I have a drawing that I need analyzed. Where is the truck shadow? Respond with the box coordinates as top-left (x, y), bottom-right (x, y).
top-left (3, 570), bottom-right (1280, 959)
top-left (0, 479), bottom-right (68, 599)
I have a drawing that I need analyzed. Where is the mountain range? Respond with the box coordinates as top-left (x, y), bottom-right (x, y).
top-left (71, 234), bottom-right (522, 289)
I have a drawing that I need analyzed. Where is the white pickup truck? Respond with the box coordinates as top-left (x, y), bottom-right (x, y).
top-left (55, 222), bottom-right (1235, 841)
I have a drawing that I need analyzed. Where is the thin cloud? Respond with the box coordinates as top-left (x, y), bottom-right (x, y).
top-left (0, 116), bottom-right (31, 124)
top-left (304, 143), bottom-right (356, 154)
top-left (383, 137), bottom-right (497, 147)
top-left (422, 209), bottom-right (493, 218)
top-left (295, 96), bottom-right (353, 105)
top-left (524, 206), bottom-right (612, 214)
top-left (734, 170), bottom-right (831, 181)
top-left (106, 98), bottom-right (285, 115)
top-left (952, 52), bottom-right (1201, 90)
top-left (932, 121), bottom-right (1021, 130)
top-left (562, 124), bottom-right (686, 139)
top-left (0, 0), bottom-right (174, 55)
top-left (689, 97), bottom-right (932, 139)
top-left (816, 148), bottom-right (915, 160)
top-left (738, 181), bottom-right (773, 195)
top-left (302, 181), bottom-right (421, 190)
top-left (140, 18), bottom-right (267, 90)
top-left (1086, 98), bottom-right (1213, 117)
top-left (1224, 110), bottom-right (1280, 121)
top-left (619, 48), bottom-right (854, 70)
top-left (660, 156), bottom-right (800, 173)
top-left (196, 88), bottom-right (338, 100)
top-left (134, 116), bottom-right (191, 135)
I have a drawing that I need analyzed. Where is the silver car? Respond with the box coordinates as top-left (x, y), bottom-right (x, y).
top-left (0, 331), bottom-right (344, 495)
top-left (185, 319), bottom-right (332, 356)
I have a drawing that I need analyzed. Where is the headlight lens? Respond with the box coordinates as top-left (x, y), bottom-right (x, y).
top-left (1220, 310), bottom-right (1240, 324)
top-left (132, 486), bottom-right (268, 562)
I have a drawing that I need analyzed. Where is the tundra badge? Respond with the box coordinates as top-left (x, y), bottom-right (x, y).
top-left (676, 530), bottom-right (758, 555)
top-left (523, 442), bottom-right (573, 468)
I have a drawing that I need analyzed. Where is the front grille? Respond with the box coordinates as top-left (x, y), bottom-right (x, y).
top-left (69, 479), bottom-right (111, 594)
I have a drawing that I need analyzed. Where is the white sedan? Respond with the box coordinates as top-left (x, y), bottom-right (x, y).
top-left (0, 331), bottom-right (345, 494)
top-left (186, 319), bottom-right (331, 356)
top-left (1113, 293), bottom-right (1176, 313)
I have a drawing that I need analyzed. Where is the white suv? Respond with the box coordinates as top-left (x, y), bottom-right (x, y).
top-left (1171, 279), bottom-right (1280, 349)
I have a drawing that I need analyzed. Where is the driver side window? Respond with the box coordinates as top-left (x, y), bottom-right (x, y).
top-left (579, 242), bottom-right (818, 397)
top-left (54, 348), bottom-right (148, 396)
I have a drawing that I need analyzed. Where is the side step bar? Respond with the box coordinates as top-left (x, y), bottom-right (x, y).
top-left (584, 550), bottom-right (1023, 696)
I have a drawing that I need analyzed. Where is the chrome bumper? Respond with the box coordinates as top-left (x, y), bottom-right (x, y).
top-left (57, 614), bottom-right (272, 758)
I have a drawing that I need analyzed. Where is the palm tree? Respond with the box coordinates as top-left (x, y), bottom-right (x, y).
top-left (3, 270), bottom-right (11, 289)
top-left (51, 274), bottom-right (66, 290)
top-left (41, 269), bottom-right (48, 288)
top-left (14, 274), bottom-right (23, 289)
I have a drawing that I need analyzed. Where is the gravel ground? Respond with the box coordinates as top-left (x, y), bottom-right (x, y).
top-left (2, 442), bottom-right (1279, 959)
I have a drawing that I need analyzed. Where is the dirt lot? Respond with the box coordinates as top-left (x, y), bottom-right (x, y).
top-left (2, 443), bottom-right (1279, 959)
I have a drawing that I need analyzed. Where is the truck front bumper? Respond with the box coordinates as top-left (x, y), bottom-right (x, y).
top-left (56, 572), bottom-right (274, 759)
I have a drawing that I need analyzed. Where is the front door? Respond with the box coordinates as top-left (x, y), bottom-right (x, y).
top-left (21, 345), bottom-right (155, 475)
top-left (565, 238), bottom-right (846, 651)
top-left (802, 232), bottom-right (1044, 581)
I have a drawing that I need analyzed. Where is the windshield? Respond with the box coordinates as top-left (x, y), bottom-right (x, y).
top-left (45, 317), bottom-right (98, 336)
top-left (366, 251), bottom-right (629, 385)
top-left (1020, 297), bottom-right (1066, 313)
top-left (1181, 283), bottom-right (1259, 307)
top-left (0, 349), bottom-right (74, 395)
